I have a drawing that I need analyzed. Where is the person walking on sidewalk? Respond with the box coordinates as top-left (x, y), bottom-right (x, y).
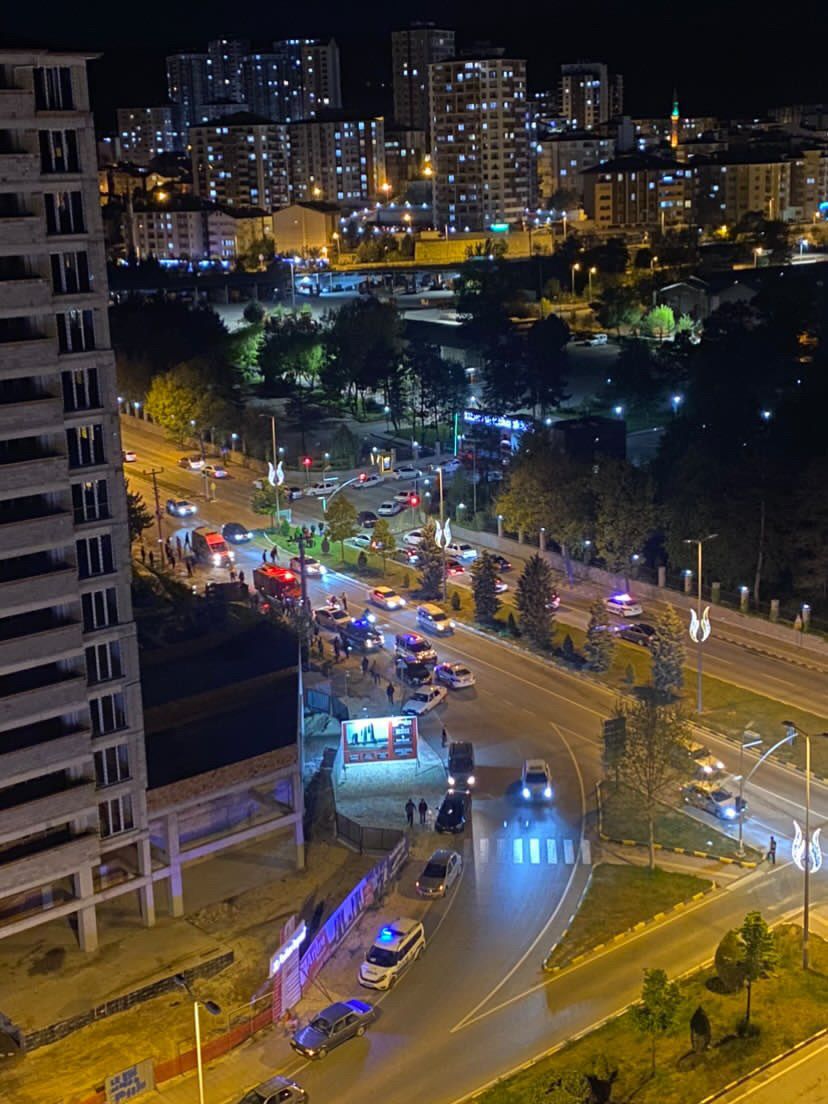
top-left (262, 548), bottom-right (268, 564)
top-left (386, 682), bottom-right (395, 707)
top-left (441, 726), bottom-right (448, 749)
top-left (270, 545), bottom-right (278, 564)
top-left (184, 531), bottom-right (191, 550)
top-left (768, 835), bottom-right (777, 865)
top-left (333, 637), bottom-right (341, 662)
top-left (405, 798), bottom-right (415, 828)
top-left (418, 798), bottom-right (428, 826)
top-left (361, 655), bottom-right (369, 678)
top-left (370, 661), bottom-right (380, 686)
top-left (341, 592), bottom-right (349, 612)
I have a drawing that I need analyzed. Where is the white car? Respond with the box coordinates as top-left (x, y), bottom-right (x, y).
top-left (434, 662), bottom-right (476, 689)
top-left (435, 458), bottom-right (461, 475)
top-left (290, 556), bottom-right (325, 577)
top-left (687, 741), bottom-right (725, 778)
top-left (349, 532), bottom-right (375, 549)
top-left (306, 481), bottom-right (338, 497)
top-left (402, 685), bottom-right (448, 716)
top-left (394, 466), bottom-right (423, 481)
top-left (521, 759), bottom-right (553, 800)
top-left (588, 332), bottom-right (609, 345)
top-left (368, 586), bottom-right (406, 611)
top-left (203, 463), bottom-right (228, 479)
top-left (314, 607), bottom-right (352, 633)
top-left (683, 781), bottom-right (744, 821)
top-left (357, 472), bottom-right (384, 488)
top-left (393, 489), bottom-right (414, 504)
top-left (179, 455), bottom-right (205, 471)
top-left (377, 500), bottom-right (403, 517)
top-left (494, 577), bottom-right (509, 593)
top-left (603, 593), bottom-right (643, 617)
top-left (122, 449), bottom-right (137, 463)
top-left (404, 529), bottom-right (424, 547)
top-left (446, 542), bottom-right (477, 561)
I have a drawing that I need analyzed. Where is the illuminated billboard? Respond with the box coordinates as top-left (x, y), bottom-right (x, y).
top-left (341, 715), bottom-right (418, 765)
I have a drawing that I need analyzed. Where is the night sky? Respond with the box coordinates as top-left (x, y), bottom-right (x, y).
top-left (2, 0), bottom-right (825, 130)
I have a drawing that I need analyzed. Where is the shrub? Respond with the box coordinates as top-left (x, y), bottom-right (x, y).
top-left (715, 928), bottom-right (745, 993)
top-left (451, 590), bottom-right (461, 611)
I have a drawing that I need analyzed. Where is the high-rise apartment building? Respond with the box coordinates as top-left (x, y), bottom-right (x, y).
top-left (115, 106), bottom-right (181, 164)
top-left (429, 56), bottom-right (530, 231)
top-left (190, 113), bottom-right (290, 210)
top-left (288, 115), bottom-right (386, 205)
top-left (391, 24), bottom-right (455, 137)
top-left (0, 50), bottom-right (151, 951)
top-left (207, 37), bottom-right (250, 105)
top-left (535, 131), bottom-right (615, 205)
top-left (166, 52), bottom-right (211, 133)
top-left (694, 153), bottom-right (793, 228)
top-left (241, 53), bottom-right (285, 121)
top-left (299, 39), bottom-right (342, 117)
top-left (583, 154), bottom-right (694, 230)
top-left (560, 62), bottom-right (623, 130)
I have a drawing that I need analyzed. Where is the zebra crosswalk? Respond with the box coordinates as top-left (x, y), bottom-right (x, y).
top-left (469, 836), bottom-right (591, 867)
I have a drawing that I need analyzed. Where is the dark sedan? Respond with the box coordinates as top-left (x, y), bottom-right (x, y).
top-left (435, 791), bottom-right (467, 834)
top-left (396, 659), bottom-right (433, 687)
top-left (618, 622), bottom-right (658, 647)
top-left (491, 554), bottom-right (512, 572)
top-left (222, 522), bottom-right (252, 544)
top-left (290, 999), bottom-right (376, 1059)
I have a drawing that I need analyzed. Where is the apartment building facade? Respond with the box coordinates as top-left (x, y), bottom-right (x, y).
top-left (0, 50), bottom-right (151, 951)
top-left (190, 113), bottom-right (290, 210)
top-left (535, 131), bottom-right (615, 205)
top-left (583, 155), bottom-right (694, 230)
top-left (115, 106), bottom-right (181, 164)
top-left (391, 24), bottom-right (455, 139)
top-left (429, 56), bottom-right (531, 231)
top-left (287, 115), bottom-right (386, 205)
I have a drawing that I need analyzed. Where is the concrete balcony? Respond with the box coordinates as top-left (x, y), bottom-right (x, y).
top-left (0, 832), bottom-right (99, 898)
top-left (0, 674), bottom-right (87, 731)
top-left (0, 620), bottom-right (82, 676)
top-left (0, 153), bottom-right (41, 186)
top-left (0, 568), bottom-right (78, 619)
top-left (0, 337), bottom-right (56, 378)
top-left (0, 510), bottom-right (74, 557)
top-left (0, 782), bottom-right (97, 846)
top-left (0, 731), bottom-right (90, 788)
top-left (0, 453), bottom-right (67, 495)
top-left (0, 277), bottom-right (51, 315)
top-left (0, 395), bottom-right (62, 438)
top-left (0, 216), bottom-right (41, 250)
top-left (0, 89), bottom-right (33, 121)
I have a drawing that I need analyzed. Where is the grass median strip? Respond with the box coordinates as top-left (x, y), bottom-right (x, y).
top-left (600, 782), bottom-right (762, 862)
top-left (478, 926), bottom-right (828, 1104)
top-left (544, 865), bottom-right (712, 971)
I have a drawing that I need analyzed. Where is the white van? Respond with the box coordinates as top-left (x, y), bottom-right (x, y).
top-left (358, 918), bottom-right (426, 990)
top-left (417, 603), bottom-right (455, 635)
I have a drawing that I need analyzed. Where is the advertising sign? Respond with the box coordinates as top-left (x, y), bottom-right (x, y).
top-left (340, 715), bottom-right (418, 765)
top-left (105, 1059), bottom-right (155, 1103)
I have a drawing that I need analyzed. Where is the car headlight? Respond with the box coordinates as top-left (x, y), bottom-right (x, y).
top-left (702, 764), bottom-right (712, 774)
top-left (400, 599), bottom-right (406, 606)
top-left (544, 785), bottom-right (552, 799)
top-left (467, 775), bottom-right (475, 786)
top-left (715, 760), bottom-right (724, 770)
top-left (447, 775), bottom-right (456, 786)
top-left (724, 807), bottom-right (737, 818)
top-left (521, 786), bottom-right (530, 800)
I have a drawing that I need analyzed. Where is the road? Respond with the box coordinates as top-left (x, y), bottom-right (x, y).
top-left (121, 419), bottom-right (828, 1104)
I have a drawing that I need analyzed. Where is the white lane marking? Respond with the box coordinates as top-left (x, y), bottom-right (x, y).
top-left (546, 839), bottom-right (558, 864)
top-left (513, 838), bottom-right (524, 864)
top-left (496, 837), bottom-right (507, 863)
top-left (452, 722), bottom-right (587, 1033)
top-left (581, 839), bottom-right (592, 865)
top-left (529, 838), bottom-right (541, 864)
top-left (478, 837), bottom-right (488, 864)
top-left (563, 839), bottom-right (575, 864)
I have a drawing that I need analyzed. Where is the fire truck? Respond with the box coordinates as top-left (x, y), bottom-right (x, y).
top-left (253, 565), bottom-right (302, 601)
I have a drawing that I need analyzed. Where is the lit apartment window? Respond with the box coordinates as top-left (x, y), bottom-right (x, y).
top-left (90, 691), bottom-right (127, 736)
top-left (62, 366), bottom-right (100, 411)
top-left (56, 309), bottom-right (95, 354)
top-left (76, 534), bottom-right (114, 580)
top-left (44, 191), bottom-right (84, 235)
top-left (33, 66), bottom-right (75, 111)
top-left (94, 743), bottom-right (130, 787)
top-left (72, 478), bottom-right (109, 523)
top-left (66, 423), bottom-right (105, 468)
top-left (82, 585), bottom-right (118, 631)
top-left (98, 792), bottom-right (134, 837)
top-left (86, 639), bottom-right (122, 683)
top-left (50, 251), bottom-right (90, 295)
top-left (39, 129), bottom-right (80, 174)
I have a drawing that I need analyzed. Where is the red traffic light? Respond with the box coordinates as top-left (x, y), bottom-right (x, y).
top-left (408, 493), bottom-right (420, 508)
top-left (302, 456), bottom-right (312, 468)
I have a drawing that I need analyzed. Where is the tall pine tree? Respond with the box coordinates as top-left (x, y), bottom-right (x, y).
top-left (515, 554), bottom-right (556, 649)
top-left (584, 598), bottom-right (615, 672)
top-left (471, 550), bottom-right (500, 624)
top-left (650, 603), bottom-right (686, 699)
top-left (416, 519), bottom-right (444, 599)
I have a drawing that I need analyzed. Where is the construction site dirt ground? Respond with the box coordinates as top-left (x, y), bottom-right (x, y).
top-left (0, 836), bottom-right (372, 1104)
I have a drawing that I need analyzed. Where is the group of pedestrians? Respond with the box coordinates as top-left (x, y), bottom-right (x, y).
top-left (405, 798), bottom-right (433, 829)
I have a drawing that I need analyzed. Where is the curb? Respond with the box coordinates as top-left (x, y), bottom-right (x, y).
top-left (697, 1026), bottom-right (828, 1104)
top-left (541, 868), bottom-right (594, 971)
top-left (542, 880), bottom-right (716, 974)
top-left (693, 720), bottom-right (827, 785)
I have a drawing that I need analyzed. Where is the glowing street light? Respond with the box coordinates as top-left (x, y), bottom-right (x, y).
top-left (588, 266), bottom-right (597, 298)
top-left (570, 262), bottom-right (581, 296)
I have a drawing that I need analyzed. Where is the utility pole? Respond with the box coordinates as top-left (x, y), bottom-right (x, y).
top-left (684, 533), bottom-right (717, 713)
top-left (145, 467), bottom-right (164, 553)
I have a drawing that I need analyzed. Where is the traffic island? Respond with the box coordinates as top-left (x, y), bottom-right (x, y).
top-left (477, 925), bottom-right (828, 1104)
top-left (543, 863), bottom-right (713, 972)
top-left (598, 781), bottom-right (762, 866)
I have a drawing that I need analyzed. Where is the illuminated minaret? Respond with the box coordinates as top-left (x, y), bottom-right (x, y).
top-left (670, 89), bottom-right (679, 149)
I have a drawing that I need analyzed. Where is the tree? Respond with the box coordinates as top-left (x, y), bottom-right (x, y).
top-left (714, 928), bottom-right (746, 994)
top-left (126, 485), bottom-right (153, 544)
top-left (602, 715), bottom-right (626, 790)
top-left (690, 1005), bottom-right (712, 1053)
top-left (325, 496), bottom-right (358, 561)
top-left (371, 518), bottom-right (396, 574)
top-left (739, 911), bottom-right (776, 1030)
top-left (328, 297), bottom-right (403, 412)
top-left (145, 361), bottom-right (235, 445)
top-left (250, 484), bottom-right (282, 528)
top-left (618, 696), bottom-right (688, 868)
top-left (416, 520), bottom-right (444, 599)
top-left (523, 314), bottom-right (571, 413)
top-left (243, 300), bottom-right (266, 325)
top-left (584, 598), bottom-right (614, 673)
top-left (531, 1071), bottom-right (591, 1104)
top-left (595, 285), bottom-right (644, 335)
top-left (592, 460), bottom-right (658, 583)
top-left (515, 554), bottom-right (556, 650)
top-left (633, 968), bottom-right (681, 1075)
top-left (643, 304), bottom-right (676, 339)
top-left (471, 550), bottom-right (501, 624)
top-left (650, 604), bottom-right (685, 699)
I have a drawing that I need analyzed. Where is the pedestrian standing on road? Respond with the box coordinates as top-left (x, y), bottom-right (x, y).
top-left (139, 543), bottom-right (146, 564)
top-left (333, 637), bottom-right (341, 662)
top-left (418, 799), bottom-right (428, 826)
top-left (341, 592), bottom-right (349, 612)
top-left (148, 550), bottom-right (155, 569)
top-left (185, 556), bottom-right (194, 577)
top-left (229, 565), bottom-right (237, 582)
top-left (238, 570), bottom-right (245, 587)
top-left (768, 836), bottom-right (777, 865)
top-left (262, 549), bottom-right (267, 564)
top-left (270, 546), bottom-right (278, 564)
top-left (361, 655), bottom-right (369, 677)
top-left (386, 682), bottom-right (395, 707)
top-left (184, 531), bottom-right (191, 550)
top-left (166, 549), bottom-right (175, 569)
top-left (405, 798), bottom-right (415, 827)
top-left (441, 726), bottom-right (448, 749)
top-left (176, 536), bottom-right (182, 558)
top-left (370, 661), bottom-right (380, 686)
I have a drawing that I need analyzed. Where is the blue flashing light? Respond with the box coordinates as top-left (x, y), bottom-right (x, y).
top-left (612, 593), bottom-right (633, 602)
top-left (379, 926), bottom-right (395, 942)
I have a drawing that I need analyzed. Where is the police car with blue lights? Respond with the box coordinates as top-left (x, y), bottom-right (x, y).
top-left (358, 918), bottom-right (426, 990)
top-left (340, 614), bottom-right (385, 652)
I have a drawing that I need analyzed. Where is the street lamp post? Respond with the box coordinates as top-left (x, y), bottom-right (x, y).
top-left (173, 975), bottom-right (221, 1104)
top-left (588, 266), bottom-right (597, 299)
top-left (782, 723), bottom-right (815, 970)
top-left (683, 533), bottom-right (717, 713)
top-left (258, 413), bottom-right (281, 521)
top-left (570, 262), bottom-right (581, 296)
top-left (736, 726), bottom-right (763, 855)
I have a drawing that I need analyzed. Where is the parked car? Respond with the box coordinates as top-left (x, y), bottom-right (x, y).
top-left (435, 790), bottom-right (468, 834)
top-left (402, 685), bottom-right (447, 715)
top-left (221, 522), bottom-right (251, 544)
top-left (603, 593), bottom-right (643, 617)
top-left (290, 999), bottom-right (376, 1058)
top-left (377, 500), bottom-right (404, 517)
top-left (178, 455), bottom-right (205, 471)
top-left (166, 498), bottom-right (197, 517)
top-left (434, 662), bottom-right (476, 690)
top-left (394, 632), bottom-right (437, 664)
top-left (235, 1076), bottom-right (308, 1104)
top-left (314, 607), bottom-right (352, 634)
top-left (415, 849), bottom-right (462, 897)
top-left (358, 919), bottom-right (425, 991)
top-left (396, 658), bottom-right (433, 687)
top-left (340, 617), bottom-right (385, 652)
top-left (357, 510), bottom-right (378, 529)
top-left (122, 449), bottom-right (137, 463)
top-left (617, 622), bottom-right (657, 647)
top-left (203, 463), bottom-right (228, 479)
